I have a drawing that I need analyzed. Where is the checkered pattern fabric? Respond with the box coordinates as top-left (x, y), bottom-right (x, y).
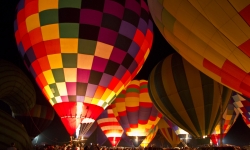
top-left (15, 0), bottom-right (153, 109)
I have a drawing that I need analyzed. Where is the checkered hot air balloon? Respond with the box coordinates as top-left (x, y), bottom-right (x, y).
top-left (148, 53), bottom-right (232, 138)
top-left (208, 99), bottom-right (240, 145)
top-left (111, 80), bottom-right (162, 147)
top-left (97, 105), bottom-right (124, 147)
top-left (147, 0), bottom-right (250, 98)
top-left (14, 0), bottom-right (153, 136)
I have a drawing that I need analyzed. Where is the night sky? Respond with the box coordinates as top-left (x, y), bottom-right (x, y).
top-left (1, 0), bottom-right (250, 147)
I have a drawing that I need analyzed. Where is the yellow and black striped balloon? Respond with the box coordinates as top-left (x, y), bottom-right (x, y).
top-left (148, 53), bottom-right (232, 138)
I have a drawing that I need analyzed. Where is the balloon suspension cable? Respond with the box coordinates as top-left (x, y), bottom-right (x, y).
top-left (78, 122), bottom-right (94, 139)
top-left (77, 106), bottom-right (94, 140)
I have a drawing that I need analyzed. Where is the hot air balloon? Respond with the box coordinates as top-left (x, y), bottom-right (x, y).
top-left (232, 92), bottom-right (250, 128)
top-left (158, 118), bottom-right (181, 148)
top-left (208, 99), bottom-right (240, 145)
top-left (112, 80), bottom-right (162, 147)
top-left (0, 110), bottom-right (32, 150)
top-left (97, 105), bottom-right (124, 147)
top-left (147, 0), bottom-right (250, 98)
top-left (163, 117), bottom-right (190, 147)
top-left (13, 104), bottom-right (55, 139)
top-left (148, 53), bottom-right (232, 138)
top-left (140, 125), bottom-right (158, 148)
top-left (0, 60), bottom-right (35, 114)
top-left (15, 0), bottom-right (153, 136)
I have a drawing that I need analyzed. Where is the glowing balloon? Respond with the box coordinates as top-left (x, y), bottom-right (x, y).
top-left (208, 100), bottom-right (239, 145)
top-left (158, 118), bottom-right (180, 148)
top-left (163, 117), bottom-right (189, 147)
top-left (97, 105), bottom-right (124, 147)
top-left (148, 0), bottom-right (250, 97)
top-left (15, 0), bottom-right (153, 135)
top-left (140, 126), bottom-right (158, 148)
top-left (112, 80), bottom-right (162, 146)
top-left (148, 53), bottom-right (232, 138)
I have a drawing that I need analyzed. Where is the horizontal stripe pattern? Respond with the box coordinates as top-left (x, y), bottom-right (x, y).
top-left (112, 80), bottom-right (162, 136)
top-left (97, 107), bottom-right (123, 146)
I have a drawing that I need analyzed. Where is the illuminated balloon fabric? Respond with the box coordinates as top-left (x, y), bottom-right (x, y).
top-left (15, 0), bottom-right (153, 135)
top-left (0, 110), bottom-right (32, 150)
top-left (163, 117), bottom-right (189, 146)
top-left (232, 92), bottom-right (250, 128)
top-left (148, 53), bottom-right (232, 138)
top-left (209, 99), bottom-right (239, 145)
top-left (158, 118), bottom-right (180, 147)
top-left (0, 60), bottom-right (35, 114)
top-left (147, 0), bottom-right (250, 97)
top-left (140, 126), bottom-right (158, 148)
top-left (13, 104), bottom-right (55, 138)
top-left (111, 80), bottom-right (162, 146)
top-left (163, 117), bottom-right (185, 137)
top-left (97, 106), bottom-right (124, 147)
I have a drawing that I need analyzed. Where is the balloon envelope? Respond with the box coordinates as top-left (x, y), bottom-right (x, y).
top-left (13, 104), bottom-right (55, 139)
top-left (0, 110), bottom-right (32, 150)
top-left (148, 53), bottom-right (232, 138)
top-left (97, 106), bottom-right (124, 147)
top-left (232, 92), bottom-right (250, 128)
top-left (158, 118), bottom-right (180, 148)
top-left (112, 80), bottom-right (162, 146)
top-left (0, 60), bottom-right (35, 114)
top-left (140, 126), bottom-right (158, 148)
top-left (209, 99), bottom-right (239, 145)
top-left (163, 117), bottom-right (189, 147)
top-left (15, 0), bottom-right (153, 135)
top-left (147, 0), bottom-right (250, 97)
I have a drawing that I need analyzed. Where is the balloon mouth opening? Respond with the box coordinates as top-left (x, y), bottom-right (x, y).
top-left (60, 116), bottom-right (95, 122)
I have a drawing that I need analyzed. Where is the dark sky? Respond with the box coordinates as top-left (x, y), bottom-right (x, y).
top-left (1, 0), bottom-right (250, 147)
